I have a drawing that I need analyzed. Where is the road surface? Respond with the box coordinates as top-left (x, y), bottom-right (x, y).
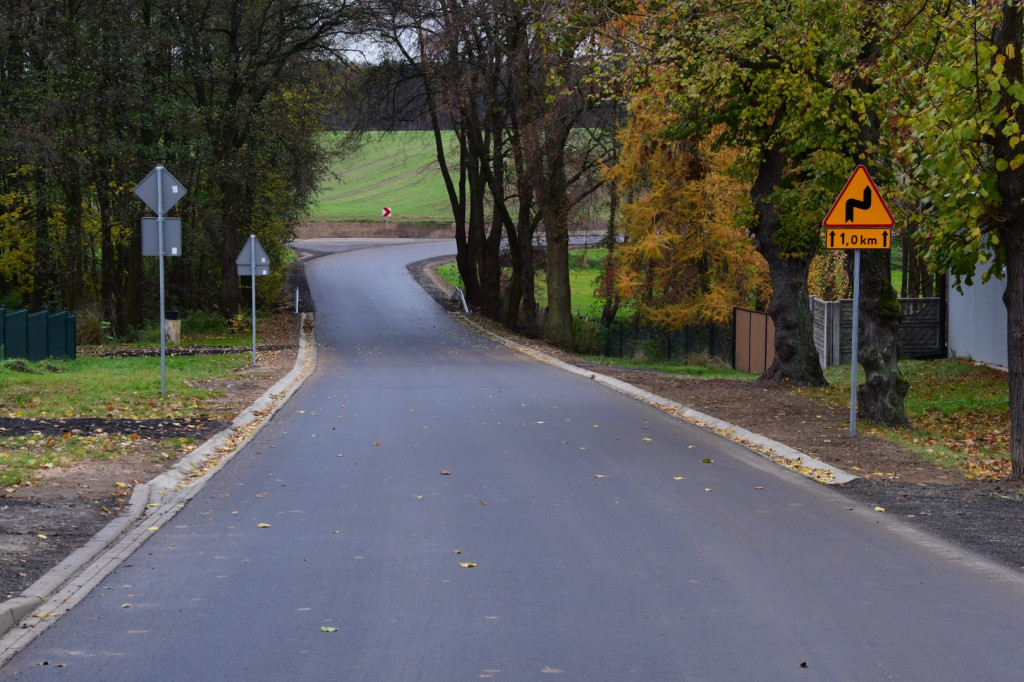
top-left (3, 238), bottom-right (1024, 680)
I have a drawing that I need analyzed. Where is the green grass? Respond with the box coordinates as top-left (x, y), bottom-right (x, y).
top-left (310, 131), bottom-right (456, 223)
top-left (437, 247), bottom-right (631, 319)
top-left (0, 353), bottom-right (254, 486)
top-left (796, 359), bottom-right (1010, 479)
top-left (0, 354), bottom-right (248, 419)
top-left (580, 356), bottom-right (753, 380)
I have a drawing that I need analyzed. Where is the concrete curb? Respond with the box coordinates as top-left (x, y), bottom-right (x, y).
top-left (455, 313), bottom-right (857, 486)
top-left (0, 314), bottom-right (317, 642)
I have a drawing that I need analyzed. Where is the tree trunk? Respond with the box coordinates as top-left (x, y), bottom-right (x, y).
top-left (540, 159), bottom-right (574, 349)
top-left (993, 0), bottom-right (1024, 479)
top-left (850, 249), bottom-right (910, 426)
top-left (601, 184), bottom-right (620, 326)
top-left (1002, 224), bottom-right (1024, 480)
top-left (219, 180), bottom-right (241, 316)
top-left (750, 145), bottom-right (826, 385)
top-left (848, 25), bottom-right (909, 427)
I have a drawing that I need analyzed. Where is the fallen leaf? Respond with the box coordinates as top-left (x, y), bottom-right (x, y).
top-left (874, 507), bottom-right (885, 512)
top-left (594, 474), bottom-right (607, 479)
top-left (673, 476), bottom-right (685, 481)
top-left (704, 488), bottom-right (713, 492)
top-left (147, 526), bottom-right (160, 532)
top-left (440, 470), bottom-right (451, 476)
top-left (459, 562), bottom-right (477, 568)
top-left (258, 523), bottom-right (272, 528)
top-left (453, 549), bottom-right (462, 554)
top-left (701, 458), bottom-right (712, 463)
top-left (321, 626), bottom-right (339, 633)
top-left (642, 437), bottom-right (652, 442)
top-left (36, 534), bottom-right (47, 540)
top-left (754, 486), bottom-right (764, 490)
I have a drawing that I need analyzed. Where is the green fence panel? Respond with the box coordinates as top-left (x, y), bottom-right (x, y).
top-left (27, 310), bottom-right (48, 362)
top-left (5, 309), bottom-right (27, 359)
top-left (48, 311), bottom-right (67, 358)
top-left (66, 314), bottom-right (76, 360)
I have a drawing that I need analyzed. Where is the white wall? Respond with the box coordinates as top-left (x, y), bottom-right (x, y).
top-left (947, 262), bottom-right (1007, 368)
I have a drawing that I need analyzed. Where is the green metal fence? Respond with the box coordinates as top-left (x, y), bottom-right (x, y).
top-left (1, 307), bottom-right (76, 361)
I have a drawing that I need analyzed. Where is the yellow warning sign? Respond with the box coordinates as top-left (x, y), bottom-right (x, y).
top-left (822, 166), bottom-right (894, 228)
top-left (826, 228), bottom-right (891, 250)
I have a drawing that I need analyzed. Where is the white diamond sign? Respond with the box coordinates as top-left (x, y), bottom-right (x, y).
top-left (134, 165), bottom-right (186, 214)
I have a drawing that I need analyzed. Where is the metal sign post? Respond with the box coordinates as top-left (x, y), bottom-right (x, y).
top-left (134, 165), bottom-right (186, 396)
top-left (849, 250), bottom-right (861, 436)
top-left (250, 239), bottom-right (256, 364)
top-left (823, 165), bottom-right (893, 437)
top-left (236, 235), bottom-right (270, 366)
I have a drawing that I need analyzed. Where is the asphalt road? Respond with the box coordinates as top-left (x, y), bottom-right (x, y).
top-left (3, 238), bottom-right (1024, 680)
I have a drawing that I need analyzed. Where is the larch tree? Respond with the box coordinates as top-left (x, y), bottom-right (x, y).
top-left (606, 81), bottom-right (768, 328)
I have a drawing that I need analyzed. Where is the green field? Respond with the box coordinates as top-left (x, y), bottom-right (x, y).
top-left (310, 131), bottom-right (456, 223)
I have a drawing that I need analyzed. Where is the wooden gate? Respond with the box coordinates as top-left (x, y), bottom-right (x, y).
top-left (733, 307), bottom-right (774, 374)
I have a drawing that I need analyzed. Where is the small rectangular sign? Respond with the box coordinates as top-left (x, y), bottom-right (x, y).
top-left (237, 265), bottom-right (270, 276)
top-left (141, 218), bottom-right (182, 256)
top-left (826, 228), bottom-right (891, 250)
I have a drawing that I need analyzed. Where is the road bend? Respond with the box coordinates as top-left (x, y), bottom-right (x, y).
top-left (3, 238), bottom-right (1024, 680)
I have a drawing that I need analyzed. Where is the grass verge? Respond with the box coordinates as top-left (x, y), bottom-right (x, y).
top-left (795, 359), bottom-right (1010, 479)
top-left (0, 353), bottom-right (253, 486)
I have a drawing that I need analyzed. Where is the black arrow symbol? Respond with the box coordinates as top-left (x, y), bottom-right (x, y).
top-left (845, 187), bottom-right (872, 222)
top-left (829, 230), bottom-right (835, 248)
top-left (882, 231), bottom-right (889, 248)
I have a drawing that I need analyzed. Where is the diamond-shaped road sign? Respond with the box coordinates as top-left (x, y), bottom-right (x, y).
top-left (237, 235), bottom-right (270, 276)
top-left (134, 165), bottom-right (187, 214)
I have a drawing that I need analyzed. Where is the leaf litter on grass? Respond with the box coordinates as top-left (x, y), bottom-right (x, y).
top-left (800, 359), bottom-right (1011, 480)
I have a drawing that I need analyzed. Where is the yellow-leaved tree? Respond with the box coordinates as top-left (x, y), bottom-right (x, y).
top-left (606, 84), bottom-right (769, 329)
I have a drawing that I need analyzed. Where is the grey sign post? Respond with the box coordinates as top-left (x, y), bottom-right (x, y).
top-left (236, 234), bottom-right (270, 366)
top-left (134, 165), bottom-right (187, 395)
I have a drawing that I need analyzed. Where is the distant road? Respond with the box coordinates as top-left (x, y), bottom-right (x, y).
top-left (4, 238), bottom-right (1024, 680)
